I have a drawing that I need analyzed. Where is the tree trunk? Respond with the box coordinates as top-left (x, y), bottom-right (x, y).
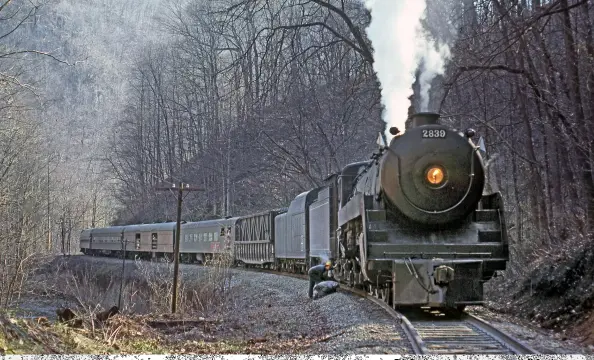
top-left (560, 0), bottom-right (594, 232)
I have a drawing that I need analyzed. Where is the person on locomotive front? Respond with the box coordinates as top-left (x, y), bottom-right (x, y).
top-left (307, 261), bottom-right (334, 298)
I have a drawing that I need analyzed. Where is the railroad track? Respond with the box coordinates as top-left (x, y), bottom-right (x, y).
top-left (237, 265), bottom-right (538, 355)
top-left (398, 309), bottom-right (537, 354)
top-left (79, 255), bottom-right (538, 355)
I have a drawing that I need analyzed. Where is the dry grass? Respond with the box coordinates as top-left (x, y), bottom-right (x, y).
top-left (21, 253), bottom-right (235, 319)
top-left (0, 253), bottom-right (56, 310)
top-left (0, 252), bottom-right (237, 354)
top-left (135, 252), bottom-right (234, 316)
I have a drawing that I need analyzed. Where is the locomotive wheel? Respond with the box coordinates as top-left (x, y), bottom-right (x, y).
top-left (380, 287), bottom-right (391, 304)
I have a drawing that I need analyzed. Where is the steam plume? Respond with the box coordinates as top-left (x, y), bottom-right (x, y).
top-left (364, 0), bottom-right (453, 136)
top-left (418, 39), bottom-right (451, 111)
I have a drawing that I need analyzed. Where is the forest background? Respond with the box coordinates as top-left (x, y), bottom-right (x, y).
top-left (0, 0), bottom-right (592, 312)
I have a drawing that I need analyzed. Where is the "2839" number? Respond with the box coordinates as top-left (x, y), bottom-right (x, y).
top-left (422, 129), bottom-right (446, 138)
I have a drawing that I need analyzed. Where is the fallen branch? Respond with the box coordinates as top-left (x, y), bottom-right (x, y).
top-left (318, 330), bottom-right (347, 342)
top-left (146, 318), bottom-right (220, 329)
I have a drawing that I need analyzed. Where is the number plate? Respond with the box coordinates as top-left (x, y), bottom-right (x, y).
top-left (422, 129), bottom-right (447, 138)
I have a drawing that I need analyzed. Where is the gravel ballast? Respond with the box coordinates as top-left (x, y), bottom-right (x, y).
top-left (217, 270), bottom-right (410, 354)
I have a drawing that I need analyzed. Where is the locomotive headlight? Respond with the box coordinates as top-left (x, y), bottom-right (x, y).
top-left (426, 166), bottom-right (445, 185)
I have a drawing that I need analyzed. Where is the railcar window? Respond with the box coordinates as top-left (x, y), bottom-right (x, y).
top-left (220, 227), bottom-right (225, 236)
top-left (135, 234), bottom-right (140, 250)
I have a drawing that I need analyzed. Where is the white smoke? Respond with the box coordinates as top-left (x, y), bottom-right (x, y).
top-left (418, 38), bottom-right (452, 111)
top-left (364, 0), bottom-right (453, 136)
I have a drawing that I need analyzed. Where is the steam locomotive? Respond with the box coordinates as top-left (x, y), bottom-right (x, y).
top-left (80, 112), bottom-right (509, 310)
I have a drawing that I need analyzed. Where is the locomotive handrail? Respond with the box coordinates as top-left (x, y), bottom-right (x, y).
top-left (383, 251), bottom-right (494, 258)
top-left (400, 147), bottom-right (480, 215)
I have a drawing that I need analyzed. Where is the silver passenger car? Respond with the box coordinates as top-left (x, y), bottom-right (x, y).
top-left (180, 218), bottom-right (239, 262)
top-left (85, 226), bottom-right (126, 254)
top-left (122, 222), bottom-right (177, 256)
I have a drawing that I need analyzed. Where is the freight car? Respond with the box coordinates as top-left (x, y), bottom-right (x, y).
top-left (80, 112), bottom-right (509, 310)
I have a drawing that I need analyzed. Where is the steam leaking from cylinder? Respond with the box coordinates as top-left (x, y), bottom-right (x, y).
top-left (363, 0), bottom-right (453, 137)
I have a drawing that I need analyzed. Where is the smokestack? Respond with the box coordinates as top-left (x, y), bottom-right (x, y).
top-left (409, 112), bottom-right (440, 128)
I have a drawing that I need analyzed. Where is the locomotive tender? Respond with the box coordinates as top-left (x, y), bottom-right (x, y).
top-left (80, 112), bottom-right (509, 310)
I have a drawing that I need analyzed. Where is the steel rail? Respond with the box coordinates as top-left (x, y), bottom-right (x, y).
top-left (463, 313), bottom-right (538, 354)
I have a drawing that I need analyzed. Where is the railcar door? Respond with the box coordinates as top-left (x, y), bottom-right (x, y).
top-left (151, 233), bottom-right (158, 250)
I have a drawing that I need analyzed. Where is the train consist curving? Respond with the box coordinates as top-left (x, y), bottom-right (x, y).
top-left (80, 112), bottom-right (509, 310)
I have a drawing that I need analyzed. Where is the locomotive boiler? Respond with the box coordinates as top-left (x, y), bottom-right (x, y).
top-left (332, 112), bottom-right (509, 309)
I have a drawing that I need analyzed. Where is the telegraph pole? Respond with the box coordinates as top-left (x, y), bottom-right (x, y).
top-left (156, 182), bottom-right (203, 314)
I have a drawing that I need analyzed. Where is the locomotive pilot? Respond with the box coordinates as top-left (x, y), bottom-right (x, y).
top-left (308, 261), bottom-right (334, 299)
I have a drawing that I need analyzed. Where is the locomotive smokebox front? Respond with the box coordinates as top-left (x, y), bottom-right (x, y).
top-left (379, 112), bottom-right (486, 225)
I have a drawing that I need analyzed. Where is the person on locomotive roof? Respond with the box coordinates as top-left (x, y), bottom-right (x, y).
top-left (308, 261), bottom-right (334, 299)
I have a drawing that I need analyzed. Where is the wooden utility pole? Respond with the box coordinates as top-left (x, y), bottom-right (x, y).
top-left (156, 182), bottom-right (203, 314)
